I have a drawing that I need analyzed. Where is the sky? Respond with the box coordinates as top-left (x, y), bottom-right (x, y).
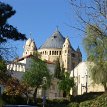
top-left (1, 0), bottom-right (87, 60)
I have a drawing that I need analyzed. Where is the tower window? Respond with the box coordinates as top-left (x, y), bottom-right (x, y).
top-left (57, 51), bottom-right (58, 55)
top-left (55, 51), bottom-right (56, 55)
top-left (60, 51), bottom-right (61, 55)
top-left (52, 51), bottom-right (54, 55)
top-left (50, 51), bottom-right (51, 55)
top-left (65, 50), bottom-right (66, 53)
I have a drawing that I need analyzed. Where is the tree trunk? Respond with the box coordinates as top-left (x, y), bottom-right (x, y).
top-left (26, 94), bottom-right (29, 104)
top-left (33, 87), bottom-right (38, 105)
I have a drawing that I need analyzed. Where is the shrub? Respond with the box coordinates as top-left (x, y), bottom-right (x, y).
top-left (80, 93), bottom-right (107, 107)
top-left (67, 102), bottom-right (79, 107)
top-left (0, 97), bottom-right (5, 106)
top-left (90, 93), bottom-right (107, 107)
top-left (79, 100), bottom-right (93, 107)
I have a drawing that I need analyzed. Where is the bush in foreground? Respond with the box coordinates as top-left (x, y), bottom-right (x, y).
top-left (67, 102), bottom-right (79, 107)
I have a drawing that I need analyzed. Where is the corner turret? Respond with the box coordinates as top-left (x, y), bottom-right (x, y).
top-left (23, 38), bottom-right (37, 57)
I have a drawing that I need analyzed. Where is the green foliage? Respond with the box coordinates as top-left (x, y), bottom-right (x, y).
top-left (70, 92), bottom-right (103, 103)
top-left (0, 59), bottom-right (11, 84)
top-left (90, 93), bottom-right (107, 107)
top-left (54, 58), bottom-right (61, 79)
top-left (2, 94), bottom-right (26, 105)
top-left (0, 2), bottom-right (27, 43)
top-left (45, 99), bottom-right (69, 107)
top-left (22, 58), bottom-right (51, 88)
top-left (67, 102), bottom-right (79, 107)
top-left (79, 100), bottom-right (93, 107)
top-left (84, 24), bottom-right (107, 91)
top-left (0, 97), bottom-right (5, 106)
top-left (79, 93), bottom-right (107, 107)
top-left (58, 72), bottom-right (74, 95)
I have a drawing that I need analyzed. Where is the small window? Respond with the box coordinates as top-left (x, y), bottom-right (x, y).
top-left (52, 51), bottom-right (54, 55)
top-left (55, 51), bottom-right (56, 55)
top-left (57, 51), bottom-right (58, 55)
top-left (65, 50), bottom-right (66, 53)
top-left (50, 51), bottom-right (51, 55)
top-left (60, 51), bottom-right (61, 55)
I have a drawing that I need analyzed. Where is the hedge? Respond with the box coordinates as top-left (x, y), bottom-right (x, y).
top-left (67, 102), bottom-right (79, 107)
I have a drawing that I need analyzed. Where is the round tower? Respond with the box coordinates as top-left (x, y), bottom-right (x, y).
top-left (23, 38), bottom-right (37, 57)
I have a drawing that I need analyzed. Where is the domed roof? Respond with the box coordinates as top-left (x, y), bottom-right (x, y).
top-left (25, 38), bottom-right (32, 46)
top-left (40, 30), bottom-right (65, 49)
top-left (31, 41), bottom-right (37, 50)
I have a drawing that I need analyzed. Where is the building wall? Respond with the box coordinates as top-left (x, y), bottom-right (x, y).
top-left (70, 62), bottom-right (104, 95)
top-left (38, 48), bottom-right (62, 62)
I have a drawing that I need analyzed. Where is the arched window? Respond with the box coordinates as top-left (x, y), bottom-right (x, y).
top-left (52, 51), bottom-right (54, 55)
top-left (55, 51), bottom-right (56, 55)
top-left (50, 51), bottom-right (51, 55)
top-left (60, 51), bottom-right (61, 55)
top-left (57, 51), bottom-right (58, 55)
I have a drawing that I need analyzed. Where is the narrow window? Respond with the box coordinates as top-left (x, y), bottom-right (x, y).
top-left (57, 51), bottom-right (58, 55)
top-left (60, 51), bottom-right (61, 55)
top-left (50, 51), bottom-right (51, 55)
top-left (55, 51), bottom-right (56, 55)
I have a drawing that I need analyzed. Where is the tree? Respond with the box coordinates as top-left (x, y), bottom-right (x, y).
top-left (70, 0), bottom-right (107, 92)
top-left (84, 24), bottom-right (107, 91)
top-left (0, 59), bottom-right (11, 84)
top-left (58, 72), bottom-right (74, 98)
top-left (22, 57), bottom-right (51, 105)
top-left (54, 58), bottom-right (65, 79)
top-left (0, 2), bottom-right (27, 43)
top-left (54, 58), bottom-right (62, 79)
top-left (4, 77), bottom-right (32, 104)
top-left (0, 2), bottom-right (27, 60)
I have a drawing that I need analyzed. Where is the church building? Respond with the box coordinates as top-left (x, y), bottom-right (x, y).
top-left (7, 29), bottom-right (82, 99)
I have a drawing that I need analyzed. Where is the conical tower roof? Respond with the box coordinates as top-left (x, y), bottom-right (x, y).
top-left (40, 30), bottom-right (65, 49)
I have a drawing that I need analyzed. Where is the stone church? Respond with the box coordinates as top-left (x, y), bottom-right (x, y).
top-left (7, 29), bottom-right (82, 99)
top-left (23, 29), bottom-right (82, 72)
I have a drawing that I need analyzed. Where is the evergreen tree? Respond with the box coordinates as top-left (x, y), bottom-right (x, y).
top-left (54, 58), bottom-right (61, 79)
top-left (58, 72), bottom-right (74, 98)
top-left (0, 2), bottom-right (27, 43)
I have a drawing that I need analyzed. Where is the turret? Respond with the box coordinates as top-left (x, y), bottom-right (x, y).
top-left (23, 38), bottom-right (37, 57)
top-left (62, 37), bottom-right (72, 72)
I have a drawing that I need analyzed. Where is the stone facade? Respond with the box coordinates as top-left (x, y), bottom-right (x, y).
top-left (6, 29), bottom-right (82, 99)
top-left (70, 62), bottom-right (104, 95)
top-left (38, 30), bottom-right (82, 72)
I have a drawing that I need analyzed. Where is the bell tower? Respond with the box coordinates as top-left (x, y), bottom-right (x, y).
top-left (23, 38), bottom-right (37, 57)
top-left (62, 37), bottom-right (72, 72)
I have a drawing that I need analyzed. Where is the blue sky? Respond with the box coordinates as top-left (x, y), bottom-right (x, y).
top-left (1, 0), bottom-right (87, 60)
